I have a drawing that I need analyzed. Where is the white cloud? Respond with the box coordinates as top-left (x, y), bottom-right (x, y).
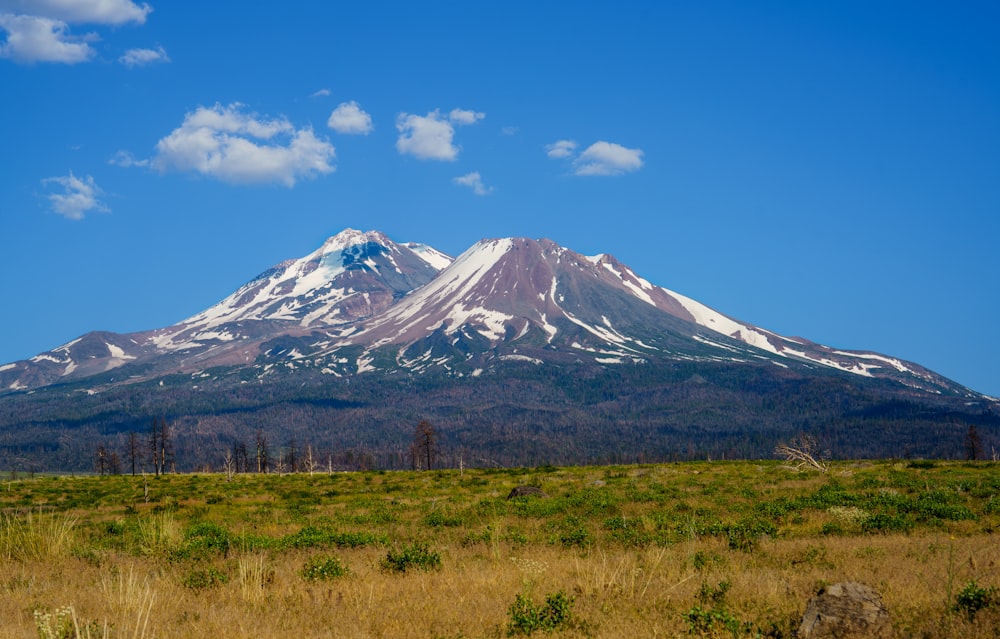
top-left (0, 13), bottom-right (94, 63)
top-left (501, 126), bottom-right (519, 136)
top-left (327, 100), bottom-right (373, 135)
top-left (42, 172), bottom-right (108, 220)
top-left (118, 44), bottom-right (167, 67)
top-left (108, 149), bottom-right (148, 167)
top-left (311, 88), bottom-right (331, 98)
top-left (0, 0), bottom-right (151, 25)
top-left (545, 139), bottom-right (577, 159)
top-left (152, 103), bottom-right (336, 187)
top-left (0, 0), bottom-right (152, 64)
top-left (395, 107), bottom-right (484, 161)
top-left (573, 141), bottom-right (644, 175)
top-left (448, 108), bottom-right (485, 125)
top-left (453, 172), bottom-right (492, 196)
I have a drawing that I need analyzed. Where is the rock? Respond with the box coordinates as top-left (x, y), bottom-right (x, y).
top-left (507, 486), bottom-right (548, 499)
top-left (799, 581), bottom-right (891, 638)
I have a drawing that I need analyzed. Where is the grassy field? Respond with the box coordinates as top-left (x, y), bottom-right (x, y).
top-left (1, 460), bottom-right (999, 638)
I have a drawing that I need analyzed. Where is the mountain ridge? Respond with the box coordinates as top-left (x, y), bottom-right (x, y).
top-left (0, 228), bottom-right (988, 400)
top-left (1, 228), bottom-right (996, 472)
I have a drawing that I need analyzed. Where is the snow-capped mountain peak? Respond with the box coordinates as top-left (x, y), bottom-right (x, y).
top-left (0, 230), bottom-right (985, 401)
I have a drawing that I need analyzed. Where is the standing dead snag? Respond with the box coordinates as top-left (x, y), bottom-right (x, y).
top-left (411, 420), bottom-right (438, 470)
top-left (775, 434), bottom-right (828, 473)
top-left (149, 416), bottom-right (173, 476)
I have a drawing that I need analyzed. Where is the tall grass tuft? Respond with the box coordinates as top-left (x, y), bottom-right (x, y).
top-left (0, 512), bottom-right (77, 561)
top-left (100, 564), bottom-right (156, 639)
top-left (136, 512), bottom-right (181, 555)
top-left (238, 552), bottom-right (273, 605)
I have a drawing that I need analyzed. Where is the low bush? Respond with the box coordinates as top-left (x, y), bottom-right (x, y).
top-left (379, 542), bottom-right (441, 573)
top-left (507, 590), bottom-right (574, 636)
top-left (301, 555), bottom-right (349, 581)
top-left (954, 580), bottom-right (997, 621)
top-left (181, 566), bottom-right (229, 590)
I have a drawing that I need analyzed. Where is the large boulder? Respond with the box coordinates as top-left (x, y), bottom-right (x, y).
top-left (799, 581), bottom-right (891, 638)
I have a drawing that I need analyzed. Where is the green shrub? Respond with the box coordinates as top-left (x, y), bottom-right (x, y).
top-left (506, 591), bottom-right (574, 635)
top-left (301, 555), bottom-right (349, 581)
top-left (683, 605), bottom-right (751, 637)
top-left (424, 509), bottom-right (465, 527)
top-left (557, 523), bottom-right (592, 548)
top-left (954, 580), bottom-right (997, 621)
top-left (181, 567), bottom-right (229, 590)
top-left (861, 512), bottom-right (913, 534)
top-left (379, 542), bottom-right (441, 573)
top-left (173, 521), bottom-right (232, 560)
top-left (279, 526), bottom-right (386, 549)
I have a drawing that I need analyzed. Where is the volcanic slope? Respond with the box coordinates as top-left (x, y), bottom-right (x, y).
top-left (295, 236), bottom-right (974, 398)
top-left (0, 229), bottom-right (984, 401)
top-left (0, 229), bottom-right (451, 391)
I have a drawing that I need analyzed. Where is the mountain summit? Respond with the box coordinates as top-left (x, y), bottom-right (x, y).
top-left (0, 229), bottom-right (980, 397)
top-left (1, 228), bottom-right (996, 471)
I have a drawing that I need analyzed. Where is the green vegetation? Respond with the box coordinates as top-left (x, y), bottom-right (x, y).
top-left (0, 460), bottom-right (999, 637)
top-left (506, 591), bottom-right (575, 635)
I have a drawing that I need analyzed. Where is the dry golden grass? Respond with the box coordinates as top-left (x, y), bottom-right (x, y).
top-left (0, 533), bottom-right (995, 637)
top-left (0, 461), bottom-right (998, 637)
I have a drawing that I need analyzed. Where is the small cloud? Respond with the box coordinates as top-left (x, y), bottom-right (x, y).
top-left (108, 150), bottom-right (148, 168)
top-left (0, 13), bottom-right (95, 64)
top-left (573, 141), bottom-right (644, 176)
top-left (545, 139), bottom-right (577, 159)
top-left (501, 126), bottom-right (519, 136)
top-left (453, 172), bottom-right (492, 196)
top-left (118, 45), bottom-right (168, 67)
top-left (327, 100), bottom-right (373, 135)
top-left (396, 107), bottom-right (484, 161)
top-left (42, 172), bottom-right (108, 220)
top-left (448, 108), bottom-right (485, 125)
top-left (311, 88), bottom-right (331, 98)
top-left (152, 102), bottom-right (336, 186)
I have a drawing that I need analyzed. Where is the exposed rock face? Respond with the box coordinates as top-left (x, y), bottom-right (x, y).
top-left (799, 581), bottom-right (891, 638)
top-left (507, 486), bottom-right (548, 499)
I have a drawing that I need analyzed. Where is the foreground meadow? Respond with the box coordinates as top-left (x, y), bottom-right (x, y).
top-left (1, 460), bottom-right (999, 638)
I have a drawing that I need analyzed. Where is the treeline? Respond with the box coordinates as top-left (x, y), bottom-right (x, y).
top-left (0, 360), bottom-right (997, 473)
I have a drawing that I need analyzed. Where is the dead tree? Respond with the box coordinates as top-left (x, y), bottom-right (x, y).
top-left (127, 431), bottom-right (141, 476)
top-left (255, 430), bottom-right (269, 473)
top-left (222, 448), bottom-right (236, 481)
top-left (775, 434), bottom-right (828, 473)
top-left (149, 416), bottom-right (173, 476)
top-left (411, 420), bottom-right (438, 471)
top-left (966, 425), bottom-right (982, 461)
top-left (95, 443), bottom-right (109, 476)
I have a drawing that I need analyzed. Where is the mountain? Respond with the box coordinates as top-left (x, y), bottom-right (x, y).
top-left (0, 229), bottom-right (995, 472)
top-left (296, 237), bottom-right (966, 396)
top-left (0, 229), bottom-right (450, 391)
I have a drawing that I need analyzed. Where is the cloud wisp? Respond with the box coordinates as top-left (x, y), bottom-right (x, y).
top-left (119, 44), bottom-right (168, 67)
top-left (151, 103), bottom-right (336, 187)
top-left (453, 172), bottom-right (492, 196)
top-left (545, 139), bottom-right (577, 159)
top-left (327, 101), bottom-right (373, 135)
top-left (396, 108), bottom-right (484, 161)
top-left (42, 172), bottom-right (108, 220)
top-left (0, 0), bottom-right (156, 64)
top-left (546, 139), bottom-right (644, 176)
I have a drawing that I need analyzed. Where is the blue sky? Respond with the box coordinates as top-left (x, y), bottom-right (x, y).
top-left (1, 1), bottom-right (998, 397)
